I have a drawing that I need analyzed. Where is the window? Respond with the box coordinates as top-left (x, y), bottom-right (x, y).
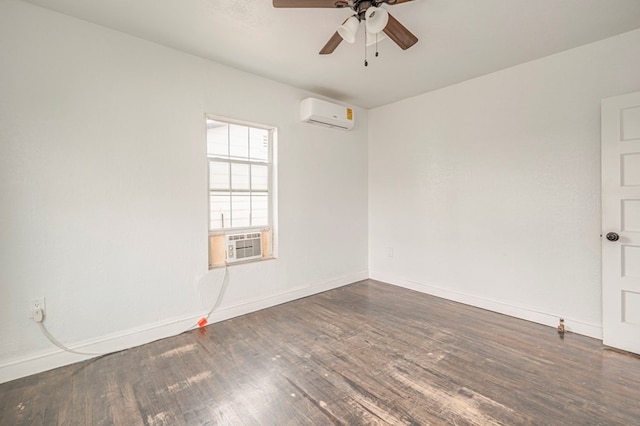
top-left (207, 116), bottom-right (275, 267)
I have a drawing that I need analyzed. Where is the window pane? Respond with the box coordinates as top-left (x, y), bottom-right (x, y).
top-left (250, 127), bottom-right (269, 161)
top-left (229, 124), bottom-right (249, 160)
top-left (251, 165), bottom-right (268, 191)
top-left (209, 161), bottom-right (230, 190)
top-left (251, 194), bottom-right (268, 226)
top-left (207, 121), bottom-right (229, 157)
top-left (206, 117), bottom-right (273, 236)
top-left (231, 194), bottom-right (251, 228)
top-left (210, 192), bottom-right (230, 229)
top-left (231, 163), bottom-right (250, 190)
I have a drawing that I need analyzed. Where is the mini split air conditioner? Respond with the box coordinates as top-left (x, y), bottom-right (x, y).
top-left (300, 97), bottom-right (354, 131)
top-left (226, 232), bottom-right (262, 263)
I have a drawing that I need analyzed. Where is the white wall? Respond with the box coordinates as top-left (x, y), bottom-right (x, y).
top-left (369, 29), bottom-right (640, 338)
top-left (0, 0), bottom-right (368, 383)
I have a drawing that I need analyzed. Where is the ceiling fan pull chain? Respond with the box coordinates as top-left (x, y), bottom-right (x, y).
top-left (364, 36), bottom-right (368, 66)
top-left (375, 33), bottom-right (380, 57)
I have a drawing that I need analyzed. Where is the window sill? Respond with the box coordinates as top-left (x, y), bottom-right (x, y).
top-left (209, 255), bottom-right (276, 270)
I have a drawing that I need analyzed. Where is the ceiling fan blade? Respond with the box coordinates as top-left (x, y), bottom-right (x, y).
top-left (383, 13), bottom-right (418, 50)
top-left (382, 0), bottom-right (415, 4)
top-left (273, 0), bottom-right (346, 7)
top-left (319, 31), bottom-right (343, 54)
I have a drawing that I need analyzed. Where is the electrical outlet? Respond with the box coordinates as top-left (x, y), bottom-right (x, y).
top-left (29, 298), bottom-right (45, 320)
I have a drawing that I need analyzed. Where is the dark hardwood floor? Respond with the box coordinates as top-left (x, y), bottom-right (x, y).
top-left (2, 279), bottom-right (640, 425)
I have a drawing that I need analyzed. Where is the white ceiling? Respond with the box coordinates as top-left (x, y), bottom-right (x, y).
top-left (23, 0), bottom-right (640, 109)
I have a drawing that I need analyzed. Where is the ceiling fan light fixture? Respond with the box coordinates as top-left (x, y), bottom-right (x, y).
top-left (337, 15), bottom-right (360, 43)
top-left (365, 6), bottom-right (389, 34)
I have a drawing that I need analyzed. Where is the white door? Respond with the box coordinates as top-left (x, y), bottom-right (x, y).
top-left (602, 91), bottom-right (640, 354)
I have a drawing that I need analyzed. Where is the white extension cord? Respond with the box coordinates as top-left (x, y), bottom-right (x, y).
top-left (182, 262), bottom-right (230, 334)
top-left (32, 306), bottom-right (44, 323)
top-left (36, 263), bottom-right (230, 357)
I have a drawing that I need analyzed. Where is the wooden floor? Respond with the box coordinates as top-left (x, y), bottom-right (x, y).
top-left (2, 280), bottom-right (640, 425)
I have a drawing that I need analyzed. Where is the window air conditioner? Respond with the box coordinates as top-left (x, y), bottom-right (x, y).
top-left (300, 97), bottom-right (354, 131)
top-left (226, 232), bottom-right (263, 263)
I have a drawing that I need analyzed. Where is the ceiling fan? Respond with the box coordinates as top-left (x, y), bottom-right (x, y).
top-left (273, 0), bottom-right (418, 58)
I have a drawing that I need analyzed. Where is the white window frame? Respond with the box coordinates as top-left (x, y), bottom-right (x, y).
top-left (206, 114), bottom-right (276, 268)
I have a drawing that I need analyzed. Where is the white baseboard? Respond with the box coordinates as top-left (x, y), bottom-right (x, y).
top-left (369, 271), bottom-right (602, 340)
top-left (206, 270), bottom-right (369, 325)
top-left (0, 270), bottom-right (368, 384)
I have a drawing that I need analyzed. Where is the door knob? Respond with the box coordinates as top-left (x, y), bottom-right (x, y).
top-left (606, 232), bottom-right (620, 242)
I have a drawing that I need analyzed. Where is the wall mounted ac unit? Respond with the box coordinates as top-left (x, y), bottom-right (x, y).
top-left (300, 97), bottom-right (354, 131)
top-left (226, 232), bottom-right (262, 263)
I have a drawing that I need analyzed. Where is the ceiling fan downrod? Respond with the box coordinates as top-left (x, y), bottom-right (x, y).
top-left (348, 0), bottom-right (398, 15)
